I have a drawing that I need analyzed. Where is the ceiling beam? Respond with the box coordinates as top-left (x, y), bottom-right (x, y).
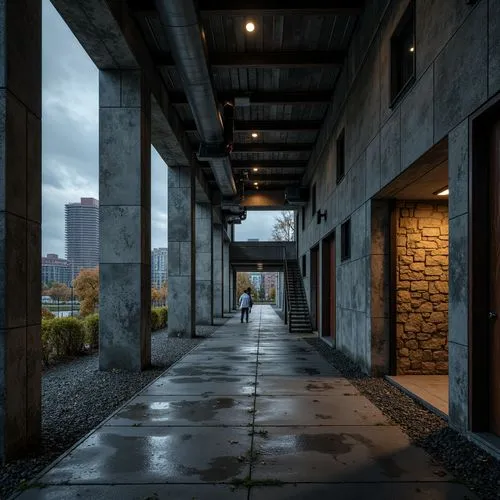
top-left (169, 90), bottom-right (332, 105)
top-left (198, 0), bottom-right (363, 15)
top-left (231, 143), bottom-right (313, 153)
top-left (209, 174), bottom-right (301, 183)
top-left (231, 160), bottom-right (307, 169)
top-left (185, 120), bottom-right (322, 132)
top-left (130, 0), bottom-right (363, 17)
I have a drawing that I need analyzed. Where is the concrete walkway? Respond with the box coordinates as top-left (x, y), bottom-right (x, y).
top-left (17, 306), bottom-right (476, 499)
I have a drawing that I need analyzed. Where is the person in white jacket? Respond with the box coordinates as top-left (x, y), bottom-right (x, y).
top-left (239, 291), bottom-right (251, 323)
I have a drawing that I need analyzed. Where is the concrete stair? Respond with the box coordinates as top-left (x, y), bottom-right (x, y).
top-left (285, 260), bottom-right (313, 334)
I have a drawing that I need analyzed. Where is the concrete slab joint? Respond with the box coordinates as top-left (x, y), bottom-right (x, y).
top-left (99, 69), bottom-right (152, 371)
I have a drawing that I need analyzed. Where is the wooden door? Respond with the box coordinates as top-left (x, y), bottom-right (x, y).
top-left (329, 237), bottom-right (336, 341)
top-left (490, 119), bottom-right (500, 436)
top-left (311, 247), bottom-right (319, 331)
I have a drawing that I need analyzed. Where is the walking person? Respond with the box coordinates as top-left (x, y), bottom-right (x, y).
top-left (246, 287), bottom-right (254, 314)
top-left (239, 289), bottom-right (251, 323)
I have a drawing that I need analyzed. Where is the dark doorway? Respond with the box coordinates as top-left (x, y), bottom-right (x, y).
top-left (310, 245), bottom-right (319, 331)
top-left (321, 233), bottom-right (336, 341)
top-left (471, 97), bottom-right (500, 436)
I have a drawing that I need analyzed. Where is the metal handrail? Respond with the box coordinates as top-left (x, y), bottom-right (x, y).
top-left (282, 245), bottom-right (291, 332)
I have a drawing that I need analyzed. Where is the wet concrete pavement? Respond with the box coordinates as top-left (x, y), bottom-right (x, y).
top-left (16, 306), bottom-right (477, 499)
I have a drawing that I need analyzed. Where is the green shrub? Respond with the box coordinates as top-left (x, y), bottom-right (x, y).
top-left (41, 319), bottom-right (54, 365)
top-left (50, 317), bottom-right (85, 357)
top-left (84, 314), bottom-right (99, 348)
top-left (158, 307), bottom-right (168, 329)
top-left (151, 308), bottom-right (161, 331)
top-left (42, 308), bottom-right (55, 320)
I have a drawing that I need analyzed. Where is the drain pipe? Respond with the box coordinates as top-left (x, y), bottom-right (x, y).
top-left (155, 0), bottom-right (237, 197)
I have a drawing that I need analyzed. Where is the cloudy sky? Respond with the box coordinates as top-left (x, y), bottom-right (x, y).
top-left (41, 0), bottom-right (276, 256)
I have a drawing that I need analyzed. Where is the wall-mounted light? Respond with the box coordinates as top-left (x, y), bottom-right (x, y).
top-left (253, 182), bottom-right (258, 186)
top-left (253, 167), bottom-right (259, 172)
top-left (409, 46), bottom-right (415, 53)
top-left (434, 186), bottom-right (449, 196)
top-left (251, 132), bottom-right (258, 138)
top-left (245, 21), bottom-right (255, 32)
top-left (317, 209), bottom-right (327, 224)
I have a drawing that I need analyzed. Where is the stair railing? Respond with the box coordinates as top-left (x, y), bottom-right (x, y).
top-left (282, 245), bottom-right (291, 332)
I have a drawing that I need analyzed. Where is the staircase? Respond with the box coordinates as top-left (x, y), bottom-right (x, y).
top-left (285, 260), bottom-right (313, 334)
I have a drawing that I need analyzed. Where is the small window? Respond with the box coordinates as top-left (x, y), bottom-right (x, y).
top-left (311, 183), bottom-right (317, 218)
top-left (302, 254), bottom-right (306, 277)
top-left (341, 219), bottom-right (351, 261)
top-left (390, 1), bottom-right (415, 105)
top-left (336, 129), bottom-right (345, 183)
top-left (301, 206), bottom-right (305, 231)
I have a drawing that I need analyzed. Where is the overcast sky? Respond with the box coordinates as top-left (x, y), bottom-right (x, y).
top-left (41, 0), bottom-right (276, 256)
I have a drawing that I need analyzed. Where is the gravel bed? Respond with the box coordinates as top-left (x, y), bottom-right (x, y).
top-left (306, 338), bottom-right (500, 500)
top-left (0, 319), bottom-right (229, 500)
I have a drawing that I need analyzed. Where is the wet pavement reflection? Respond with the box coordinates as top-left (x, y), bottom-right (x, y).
top-left (17, 305), bottom-right (477, 499)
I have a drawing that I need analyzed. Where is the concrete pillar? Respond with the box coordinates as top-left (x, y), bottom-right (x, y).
top-left (168, 166), bottom-right (196, 336)
top-left (232, 269), bottom-right (237, 310)
top-left (213, 223), bottom-right (223, 317)
top-left (99, 70), bottom-right (151, 371)
top-left (196, 203), bottom-right (213, 324)
top-left (223, 239), bottom-right (230, 313)
top-left (0, 0), bottom-right (42, 462)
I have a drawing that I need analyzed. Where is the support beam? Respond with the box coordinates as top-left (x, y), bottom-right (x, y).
top-left (223, 240), bottom-right (231, 313)
top-left (232, 143), bottom-right (313, 153)
top-left (185, 120), bottom-right (322, 132)
top-left (231, 160), bottom-right (308, 170)
top-left (99, 70), bottom-right (151, 371)
top-left (198, 0), bottom-right (363, 15)
top-left (170, 91), bottom-right (332, 105)
top-left (0, 0), bottom-right (42, 463)
top-left (168, 167), bottom-right (196, 337)
top-left (213, 223), bottom-right (224, 317)
top-left (195, 203), bottom-right (213, 325)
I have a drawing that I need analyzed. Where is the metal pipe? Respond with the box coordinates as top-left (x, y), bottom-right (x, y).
top-left (155, 0), bottom-right (237, 197)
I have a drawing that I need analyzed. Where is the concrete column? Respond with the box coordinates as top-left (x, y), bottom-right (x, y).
top-left (196, 203), bottom-right (213, 325)
top-left (0, 0), bottom-right (42, 462)
top-left (168, 166), bottom-right (196, 336)
top-left (99, 70), bottom-right (151, 371)
top-left (232, 269), bottom-right (237, 310)
top-left (223, 239), bottom-right (230, 313)
top-left (213, 223), bottom-right (223, 317)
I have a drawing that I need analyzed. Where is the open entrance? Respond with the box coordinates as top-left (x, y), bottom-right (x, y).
top-left (310, 245), bottom-right (320, 331)
top-left (470, 97), bottom-right (500, 439)
top-left (377, 141), bottom-right (450, 417)
top-left (321, 232), bottom-right (336, 342)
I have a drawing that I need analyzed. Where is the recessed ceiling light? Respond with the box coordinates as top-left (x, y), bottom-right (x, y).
top-left (253, 167), bottom-right (259, 172)
top-left (434, 186), bottom-right (449, 196)
top-left (251, 132), bottom-right (258, 138)
top-left (245, 21), bottom-right (255, 33)
top-left (254, 182), bottom-right (258, 186)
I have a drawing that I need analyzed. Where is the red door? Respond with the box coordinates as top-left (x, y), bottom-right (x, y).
top-left (311, 247), bottom-right (319, 331)
top-left (490, 119), bottom-right (500, 436)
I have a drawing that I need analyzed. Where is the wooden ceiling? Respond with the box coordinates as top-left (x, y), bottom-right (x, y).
top-left (130, 0), bottom-right (362, 192)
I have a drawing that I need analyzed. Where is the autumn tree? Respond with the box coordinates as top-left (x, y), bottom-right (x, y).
top-left (271, 211), bottom-right (295, 241)
top-left (151, 288), bottom-right (161, 306)
top-left (48, 283), bottom-right (71, 302)
top-left (73, 268), bottom-right (99, 316)
top-left (236, 273), bottom-right (257, 299)
top-left (269, 287), bottom-right (276, 302)
top-left (159, 283), bottom-right (167, 305)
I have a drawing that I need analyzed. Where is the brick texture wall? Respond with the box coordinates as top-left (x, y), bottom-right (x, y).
top-left (396, 202), bottom-right (449, 375)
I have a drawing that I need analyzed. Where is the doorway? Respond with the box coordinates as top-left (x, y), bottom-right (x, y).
top-left (310, 245), bottom-right (319, 331)
top-left (321, 233), bottom-right (336, 341)
top-left (471, 102), bottom-right (500, 437)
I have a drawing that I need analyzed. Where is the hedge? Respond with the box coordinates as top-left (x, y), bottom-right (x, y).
top-left (41, 307), bottom-right (168, 365)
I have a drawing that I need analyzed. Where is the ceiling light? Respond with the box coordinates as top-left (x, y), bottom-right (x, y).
top-left (251, 132), bottom-right (258, 138)
top-left (253, 167), bottom-right (259, 172)
top-left (254, 182), bottom-right (258, 186)
top-left (245, 21), bottom-right (255, 32)
top-left (409, 46), bottom-right (415, 52)
top-left (434, 186), bottom-right (449, 196)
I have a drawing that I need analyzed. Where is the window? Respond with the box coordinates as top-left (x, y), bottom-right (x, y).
top-left (390, 1), bottom-right (415, 105)
top-left (311, 183), bottom-right (317, 218)
top-left (301, 206), bottom-right (305, 231)
top-left (336, 129), bottom-right (345, 183)
top-left (341, 219), bottom-right (351, 261)
top-left (302, 254), bottom-right (306, 277)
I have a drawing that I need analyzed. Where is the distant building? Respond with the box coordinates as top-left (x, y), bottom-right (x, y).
top-left (42, 254), bottom-right (71, 286)
top-left (262, 272), bottom-right (277, 299)
top-left (249, 273), bottom-right (262, 291)
top-left (151, 247), bottom-right (168, 289)
top-left (247, 238), bottom-right (260, 242)
top-left (65, 198), bottom-right (99, 280)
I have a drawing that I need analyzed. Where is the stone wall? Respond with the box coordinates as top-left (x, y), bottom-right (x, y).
top-left (396, 202), bottom-right (449, 375)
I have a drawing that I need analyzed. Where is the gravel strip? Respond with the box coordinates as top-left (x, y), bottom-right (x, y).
top-left (0, 318), bottom-right (230, 500)
top-left (306, 338), bottom-right (500, 500)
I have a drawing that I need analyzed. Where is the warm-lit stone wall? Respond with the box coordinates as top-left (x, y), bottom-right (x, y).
top-left (396, 202), bottom-right (449, 375)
